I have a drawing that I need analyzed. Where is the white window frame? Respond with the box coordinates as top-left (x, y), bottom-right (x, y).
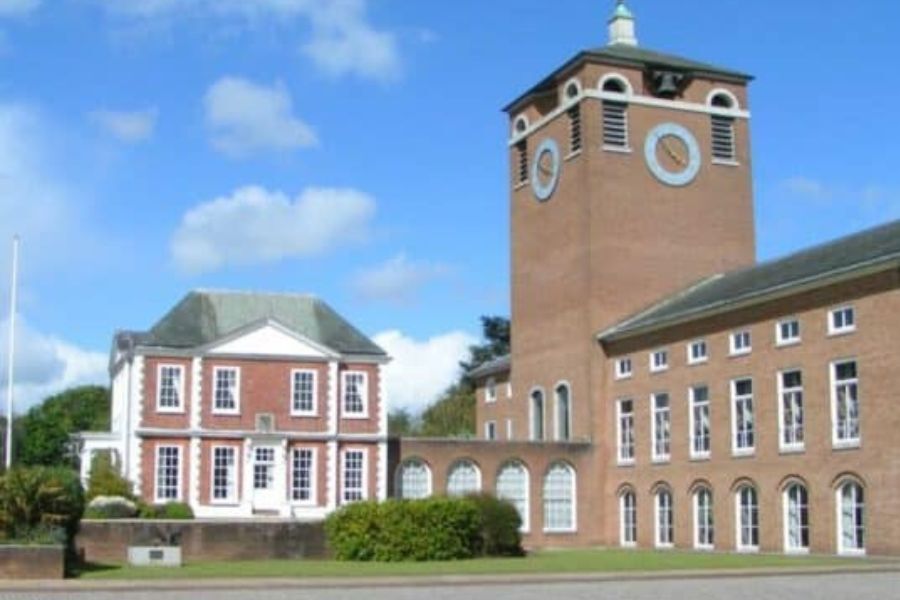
top-left (447, 460), bottom-right (482, 497)
top-left (829, 306), bottom-right (856, 336)
top-left (831, 359), bottom-right (861, 448)
top-left (484, 420), bottom-right (497, 441)
top-left (341, 448), bottom-right (368, 504)
top-left (687, 340), bottom-right (708, 365)
top-left (615, 357), bottom-right (633, 380)
top-left (619, 490), bottom-right (637, 547)
top-left (778, 370), bottom-right (805, 453)
top-left (496, 462), bottom-right (530, 533)
top-left (776, 318), bottom-right (801, 347)
top-left (693, 488), bottom-right (714, 550)
top-left (783, 482), bottom-right (810, 554)
top-left (341, 371), bottom-right (369, 419)
top-left (210, 445), bottom-right (238, 505)
top-left (290, 369), bottom-right (318, 417)
top-left (154, 445), bottom-right (182, 503)
top-left (543, 462), bottom-right (577, 533)
top-left (485, 377), bottom-right (497, 403)
top-left (506, 418), bottom-right (514, 441)
top-left (651, 392), bottom-right (671, 463)
top-left (731, 378), bottom-right (755, 456)
top-left (212, 366), bottom-right (241, 415)
top-left (836, 481), bottom-right (866, 556)
top-left (396, 459), bottom-right (432, 500)
top-left (654, 488), bottom-right (674, 549)
top-left (617, 398), bottom-right (635, 465)
top-left (735, 485), bottom-right (759, 552)
top-left (291, 447), bottom-right (317, 505)
top-left (156, 364), bottom-right (185, 414)
top-left (689, 385), bottom-right (711, 460)
top-left (729, 330), bottom-right (752, 356)
top-left (529, 388), bottom-right (545, 441)
top-left (649, 349), bottom-right (669, 373)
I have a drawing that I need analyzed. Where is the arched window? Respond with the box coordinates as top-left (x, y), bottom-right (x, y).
top-left (554, 383), bottom-right (572, 441)
top-left (447, 460), bottom-right (481, 497)
top-left (783, 482), bottom-right (809, 553)
top-left (655, 487), bottom-right (674, 548)
top-left (735, 484), bottom-right (759, 551)
top-left (619, 489), bottom-right (637, 546)
top-left (709, 92), bottom-right (737, 162)
top-left (543, 462), bottom-right (576, 532)
top-left (397, 459), bottom-right (431, 500)
top-left (837, 480), bottom-right (865, 555)
top-left (513, 115), bottom-right (529, 135)
top-left (530, 388), bottom-right (545, 441)
top-left (496, 461), bottom-right (530, 532)
top-left (694, 487), bottom-right (714, 550)
top-left (600, 74), bottom-right (630, 150)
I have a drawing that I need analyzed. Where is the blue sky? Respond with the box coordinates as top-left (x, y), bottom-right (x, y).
top-left (0, 0), bottom-right (898, 412)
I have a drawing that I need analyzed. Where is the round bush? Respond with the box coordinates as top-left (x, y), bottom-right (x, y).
top-left (138, 502), bottom-right (194, 520)
top-left (465, 493), bottom-right (524, 557)
top-left (84, 495), bottom-right (138, 519)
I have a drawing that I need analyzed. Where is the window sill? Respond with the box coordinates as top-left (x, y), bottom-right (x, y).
top-left (513, 181), bottom-right (529, 191)
top-left (688, 359), bottom-right (709, 367)
top-left (649, 367), bottom-right (669, 375)
top-left (156, 408), bottom-right (186, 415)
top-left (620, 542), bottom-right (637, 550)
top-left (776, 339), bottom-right (801, 348)
top-left (614, 374), bottom-right (633, 382)
top-left (617, 460), bottom-right (635, 468)
top-left (779, 445), bottom-right (806, 455)
top-left (832, 440), bottom-right (861, 451)
top-left (342, 413), bottom-right (370, 420)
top-left (655, 543), bottom-right (674, 551)
top-left (838, 548), bottom-right (866, 557)
top-left (732, 449), bottom-right (755, 458)
top-left (212, 410), bottom-right (241, 417)
top-left (209, 501), bottom-right (240, 507)
top-left (603, 144), bottom-right (632, 154)
top-left (828, 328), bottom-right (856, 338)
top-left (729, 350), bottom-right (751, 358)
top-left (690, 454), bottom-right (711, 462)
top-left (290, 412), bottom-right (319, 418)
top-left (736, 546), bottom-right (760, 554)
top-left (785, 547), bottom-right (810, 556)
top-left (712, 158), bottom-right (740, 167)
top-left (694, 544), bottom-right (715, 552)
top-left (565, 150), bottom-right (583, 162)
top-left (543, 528), bottom-right (578, 535)
top-left (651, 457), bottom-right (671, 465)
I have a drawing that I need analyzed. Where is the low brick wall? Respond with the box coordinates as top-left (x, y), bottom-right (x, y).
top-left (77, 520), bottom-right (328, 564)
top-left (0, 546), bottom-right (65, 579)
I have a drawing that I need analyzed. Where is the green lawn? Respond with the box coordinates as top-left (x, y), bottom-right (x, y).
top-left (77, 549), bottom-right (866, 580)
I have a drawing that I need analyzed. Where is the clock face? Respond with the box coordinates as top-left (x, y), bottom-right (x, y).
top-left (644, 123), bottom-right (702, 187)
top-left (531, 138), bottom-right (561, 202)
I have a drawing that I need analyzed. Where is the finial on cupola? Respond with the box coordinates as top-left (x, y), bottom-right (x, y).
top-left (608, 0), bottom-right (638, 47)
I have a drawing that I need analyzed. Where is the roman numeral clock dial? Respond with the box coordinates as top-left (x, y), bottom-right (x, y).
top-left (644, 122), bottom-right (702, 187)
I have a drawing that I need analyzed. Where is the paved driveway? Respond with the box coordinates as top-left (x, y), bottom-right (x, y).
top-left (2, 572), bottom-right (899, 600)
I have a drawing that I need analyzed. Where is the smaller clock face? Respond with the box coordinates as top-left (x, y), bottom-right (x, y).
top-left (531, 138), bottom-right (561, 202)
top-left (644, 123), bottom-right (702, 187)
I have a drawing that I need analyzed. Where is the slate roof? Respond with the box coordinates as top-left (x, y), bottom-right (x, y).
top-left (115, 290), bottom-right (386, 356)
top-left (600, 219), bottom-right (900, 342)
top-left (504, 44), bottom-right (752, 113)
top-left (468, 354), bottom-right (511, 380)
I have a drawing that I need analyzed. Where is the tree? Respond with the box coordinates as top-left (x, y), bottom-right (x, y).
top-left (14, 386), bottom-right (110, 468)
top-left (459, 317), bottom-right (511, 376)
top-left (388, 408), bottom-right (418, 438)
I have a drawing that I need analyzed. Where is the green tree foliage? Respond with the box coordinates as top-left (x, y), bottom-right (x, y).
top-left (86, 451), bottom-right (133, 501)
top-left (387, 408), bottom-right (417, 437)
top-left (0, 466), bottom-right (85, 541)
top-left (14, 386), bottom-right (110, 468)
top-left (459, 316), bottom-right (511, 376)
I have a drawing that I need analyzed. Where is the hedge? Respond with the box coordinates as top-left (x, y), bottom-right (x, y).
top-left (325, 495), bottom-right (523, 562)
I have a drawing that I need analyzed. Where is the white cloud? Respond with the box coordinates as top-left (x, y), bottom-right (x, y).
top-left (0, 318), bottom-right (107, 413)
top-left (782, 176), bottom-right (832, 201)
top-left (91, 0), bottom-right (401, 82)
top-left (204, 77), bottom-right (317, 158)
top-left (351, 254), bottom-right (448, 306)
top-left (90, 107), bottom-right (158, 143)
top-left (373, 329), bottom-right (477, 413)
top-left (171, 185), bottom-right (376, 274)
top-left (0, 0), bottom-right (40, 17)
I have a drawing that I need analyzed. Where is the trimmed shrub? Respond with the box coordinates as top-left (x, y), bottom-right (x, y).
top-left (466, 493), bottom-right (524, 557)
top-left (325, 497), bottom-right (483, 562)
top-left (86, 452), bottom-right (133, 501)
top-left (138, 502), bottom-right (194, 520)
top-left (84, 495), bottom-right (138, 519)
top-left (0, 466), bottom-right (84, 541)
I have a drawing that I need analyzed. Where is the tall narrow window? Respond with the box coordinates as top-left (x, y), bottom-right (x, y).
top-left (779, 370), bottom-right (805, 451)
top-left (496, 462), bottom-right (529, 532)
top-left (601, 78), bottom-right (629, 150)
top-left (838, 481), bottom-right (865, 555)
top-left (694, 488), bottom-right (714, 549)
top-left (291, 370), bottom-right (317, 416)
top-left (213, 367), bottom-right (240, 414)
top-left (731, 379), bottom-right (755, 454)
top-left (784, 483), bottom-right (809, 553)
top-left (291, 447), bottom-right (315, 503)
top-left (690, 385), bottom-right (711, 459)
top-left (447, 460), bottom-right (481, 497)
top-left (157, 365), bottom-right (184, 412)
top-left (155, 445), bottom-right (181, 502)
top-left (711, 115), bottom-right (736, 162)
top-left (342, 449), bottom-right (366, 503)
top-left (568, 106), bottom-right (582, 154)
top-left (485, 378), bottom-right (497, 403)
top-left (652, 393), bottom-right (671, 462)
top-left (397, 459), bottom-right (431, 500)
top-left (617, 399), bottom-right (635, 464)
top-left (655, 489), bottom-right (674, 548)
top-left (342, 371), bottom-right (368, 417)
top-left (736, 485), bottom-right (759, 551)
top-left (484, 421), bottom-right (497, 441)
top-left (832, 361), bottom-right (860, 446)
top-left (555, 384), bottom-right (571, 441)
top-left (543, 463), bottom-right (575, 532)
top-left (530, 389), bottom-right (545, 441)
top-left (516, 140), bottom-right (528, 184)
top-left (212, 446), bottom-right (237, 503)
top-left (620, 490), bottom-right (637, 546)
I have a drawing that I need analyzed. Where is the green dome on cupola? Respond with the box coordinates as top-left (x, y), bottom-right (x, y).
top-left (608, 1), bottom-right (638, 46)
top-left (612, 0), bottom-right (634, 21)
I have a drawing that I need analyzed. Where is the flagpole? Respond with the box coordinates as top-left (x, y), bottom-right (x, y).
top-left (5, 235), bottom-right (18, 471)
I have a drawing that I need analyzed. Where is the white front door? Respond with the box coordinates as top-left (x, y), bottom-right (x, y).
top-left (251, 445), bottom-right (280, 511)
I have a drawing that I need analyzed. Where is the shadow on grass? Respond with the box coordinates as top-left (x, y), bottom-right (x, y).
top-left (70, 561), bottom-right (123, 578)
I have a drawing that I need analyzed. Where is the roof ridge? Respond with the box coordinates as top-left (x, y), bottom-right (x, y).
top-left (192, 288), bottom-right (320, 300)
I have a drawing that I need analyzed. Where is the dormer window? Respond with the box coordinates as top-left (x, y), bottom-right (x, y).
top-left (709, 91), bottom-right (737, 163)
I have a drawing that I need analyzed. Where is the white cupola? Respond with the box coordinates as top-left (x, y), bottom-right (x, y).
top-left (608, 0), bottom-right (638, 47)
